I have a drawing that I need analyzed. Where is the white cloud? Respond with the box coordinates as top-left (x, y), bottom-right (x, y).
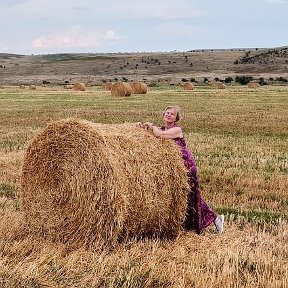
top-left (32, 26), bottom-right (125, 50)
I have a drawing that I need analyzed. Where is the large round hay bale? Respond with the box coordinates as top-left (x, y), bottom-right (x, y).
top-left (19, 84), bottom-right (25, 89)
top-left (73, 82), bottom-right (86, 91)
top-left (216, 83), bottom-right (225, 89)
top-left (101, 82), bottom-right (113, 91)
top-left (131, 82), bottom-right (148, 94)
top-left (64, 84), bottom-right (74, 89)
top-left (0, 84), bottom-right (4, 89)
top-left (183, 83), bottom-right (194, 91)
top-left (20, 118), bottom-right (189, 250)
top-left (29, 84), bottom-right (36, 90)
top-left (111, 82), bottom-right (132, 97)
top-left (247, 82), bottom-right (259, 89)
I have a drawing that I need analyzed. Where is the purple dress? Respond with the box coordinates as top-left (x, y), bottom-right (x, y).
top-left (161, 124), bottom-right (217, 234)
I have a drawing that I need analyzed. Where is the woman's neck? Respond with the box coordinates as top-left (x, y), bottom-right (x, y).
top-left (165, 122), bottom-right (175, 129)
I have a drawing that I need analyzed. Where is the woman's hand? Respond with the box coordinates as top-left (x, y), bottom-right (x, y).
top-left (143, 122), bottom-right (154, 130)
top-left (135, 122), bottom-right (144, 128)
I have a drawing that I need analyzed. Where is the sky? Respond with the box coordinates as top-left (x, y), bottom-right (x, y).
top-left (0, 0), bottom-right (287, 55)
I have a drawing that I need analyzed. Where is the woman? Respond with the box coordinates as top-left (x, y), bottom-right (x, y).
top-left (136, 105), bottom-right (224, 234)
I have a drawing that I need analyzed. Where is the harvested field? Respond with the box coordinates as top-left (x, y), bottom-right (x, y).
top-left (0, 84), bottom-right (287, 287)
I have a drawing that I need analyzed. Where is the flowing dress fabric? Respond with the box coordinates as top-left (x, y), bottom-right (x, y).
top-left (161, 125), bottom-right (217, 234)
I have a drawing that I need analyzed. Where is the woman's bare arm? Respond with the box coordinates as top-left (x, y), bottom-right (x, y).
top-left (151, 126), bottom-right (183, 139)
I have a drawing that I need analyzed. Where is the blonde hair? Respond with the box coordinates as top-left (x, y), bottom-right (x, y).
top-left (162, 105), bottom-right (181, 122)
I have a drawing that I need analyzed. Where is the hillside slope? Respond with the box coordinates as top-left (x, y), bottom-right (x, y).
top-left (0, 47), bottom-right (287, 85)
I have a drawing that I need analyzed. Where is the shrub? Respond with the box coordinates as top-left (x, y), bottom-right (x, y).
top-left (235, 76), bottom-right (253, 85)
top-left (225, 77), bottom-right (233, 83)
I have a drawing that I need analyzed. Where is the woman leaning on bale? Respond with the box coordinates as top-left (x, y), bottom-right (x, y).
top-left (136, 105), bottom-right (224, 235)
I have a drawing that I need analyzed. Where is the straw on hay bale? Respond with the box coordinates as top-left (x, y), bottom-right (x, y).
top-left (64, 84), bottom-right (74, 89)
top-left (29, 84), bottom-right (36, 90)
top-left (247, 82), bottom-right (260, 89)
top-left (19, 84), bottom-right (25, 89)
top-left (216, 83), bottom-right (225, 89)
top-left (111, 82), bottom-right (132, 97)
top-left (20, 118), bottom-right (189, 250)
top-left (183, 83), bottom-right (194, 91)
top-left (73, 82), bottom-right (86, 91)
top-left (131, 82), bottom-right (148, 94)
top-left (101, 82), bottom-right (113, 91)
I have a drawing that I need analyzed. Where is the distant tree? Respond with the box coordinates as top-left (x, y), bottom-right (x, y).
top-left (276, 77), bottom-right (287, 82)
top-left (235, 75), bottom-right (253, 85)
top-left (224, 77), bottom-right (233, 83)
top-left (259, 78), bottom-right (267, 86)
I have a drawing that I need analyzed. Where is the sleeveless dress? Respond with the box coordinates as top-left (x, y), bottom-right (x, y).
top-left (161, 124), bottom-right (217, 234)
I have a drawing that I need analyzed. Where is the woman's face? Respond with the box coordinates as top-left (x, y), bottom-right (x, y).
top-left (163, 108), bottom-right (177, 123)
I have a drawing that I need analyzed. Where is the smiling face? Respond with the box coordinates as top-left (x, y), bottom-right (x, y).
top-left (163, 108), bottom-right (178, 124)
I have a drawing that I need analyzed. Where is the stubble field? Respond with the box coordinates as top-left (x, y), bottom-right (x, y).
top-left (0, 84), bottom-right (287, 287)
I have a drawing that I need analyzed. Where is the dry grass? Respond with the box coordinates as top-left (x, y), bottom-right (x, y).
top-left (0, 84), bottom-right (287, 287)
top-left (0, 211), bottom-right (287, 287)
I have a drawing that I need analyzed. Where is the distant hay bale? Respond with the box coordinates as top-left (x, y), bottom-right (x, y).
top-left (20, 118), bottom-right (189, 250)
top-left (248, 82), bottom-right (259, 89)
top-left (64, 84), bottom-right (74, 89)
top-left (19, 84), bottom-right (25, 89)
top-left (216, 83), bottom-right (225, 89)
top-left (29, 84), bottom-right (36, 90)
top-left (0, 84), bottom-right (4, 89)
top-left (183, 83), bottom-right (194, 91)
top-left (111, 82), bottom-right (132, 97)
top-left (73, 82), bottom-right (86, 91)
top-left (131, 82), bottom-right (148, 94)
top-left (101, 82), bottom-right (113, 91)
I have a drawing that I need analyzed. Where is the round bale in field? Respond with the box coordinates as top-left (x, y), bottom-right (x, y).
top-left (101, 82), bottom-right (113, 91)
top-left (131, 82), bottom-right (148, 94)
top-left (20, 118), bottom-right (189, 250)
top-left (0, 84), bottom-right (4, 89)
top-left (183, 83), bottom-right (194, 91)
top-left (19, 84), bottom-right (25, 89)
top-left (247, 82), bottom-right (260, 89)
top-left (216, 83), bottom-right (225, 89)
top-left (111, 82), bottom-right (132, 97)
top-left (73, 82), bottom-right (86, 91)
top-left (29, 84), bottom-right (36, 90)
top-left (64, 84), bottom-right (74, 89)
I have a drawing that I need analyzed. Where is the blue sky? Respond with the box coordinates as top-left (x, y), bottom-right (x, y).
top-left (0, 0), bottom-right (287, 55)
